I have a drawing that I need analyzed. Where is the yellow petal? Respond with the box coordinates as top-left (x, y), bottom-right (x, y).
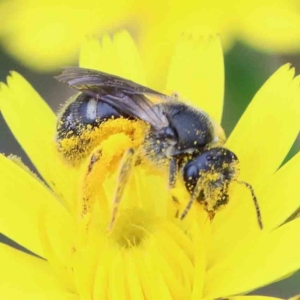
top-left (258, 151), bottom-right (300, 231)
top-left (142, 250), bottom-right (173, 300)
top-left (80, 31), bottom-right (146, 85)
top-left (221, 297), bottom-right (283, 300)
top-left (204, 218), bottom-right (300, 298)
top-left (122, 251), bottom-right (144, 300)
top-left (166, 30), bottom-right (224, 123)
top-left (0, 72), bottom-right (78, 210)
top-left (0, 243), bottom-right (78, 299)
top-left (210, 152), bottom-right (300, 265)
top-left (226, 64), bottom-right (300, 186)
top-left (93, 247), bottom-right (118, 299)
top-left (107, 252), bottom-right (128, 300)
top-left (212, 65), bottom-right (300, 263)
top-left (190, 222), bottom-right (208, 300)
top-left (0, 154), bottom-right (70, 258)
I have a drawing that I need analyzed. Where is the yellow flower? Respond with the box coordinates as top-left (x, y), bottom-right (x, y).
top-left (0, 30), bottom-right (300, 299)
top-left (1, 0), bottom-right (300, 84)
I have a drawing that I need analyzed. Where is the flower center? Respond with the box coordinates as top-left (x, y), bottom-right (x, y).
top-left (110, 207), bottom-right (156, 248)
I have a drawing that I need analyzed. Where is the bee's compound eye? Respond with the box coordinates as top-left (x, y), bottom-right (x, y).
top-left (183, 164), bottom-right (199, 194)
top-left (184, 164), bottom-right (199, 181)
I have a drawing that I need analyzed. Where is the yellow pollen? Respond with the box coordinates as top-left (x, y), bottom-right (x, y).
top-left (57, 118), bottom-right (148, 165)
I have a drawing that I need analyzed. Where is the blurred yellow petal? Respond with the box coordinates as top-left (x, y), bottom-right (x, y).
top-left (139, 3), bottom-right (234, 90)
top-left (0, 0), bottom-right (135, 71)
top-left (205, 218), bottom-right (300, 298)
top-left (79, 38), bottom-right (102, 70)
top-left (99, 34), bottom-right (122, 76)
top-left (80, 32), bottom-right (146, 85)
top-left (0, 72), bottom-right (78, 210)
top-left (0, 243), bottom-right (78, 299)
top-left (226, 64), bottom-right (300, 186)
top-left (166, 31), bottom-right (224, 123)
top-left (1, 0), bottom-right (300, 74)
top-left (0, 154), bottom-right (72, 258)
top-left (238, 1), bottom-right (300, 53)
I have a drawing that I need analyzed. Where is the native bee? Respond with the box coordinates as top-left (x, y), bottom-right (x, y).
top-left (55, 67), bottom-right (262, 229)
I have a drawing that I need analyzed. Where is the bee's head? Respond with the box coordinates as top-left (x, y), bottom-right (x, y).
top-left (182, 147), bottom-right (262, 229)
top-left (183, 147), bottom-right (239, 194)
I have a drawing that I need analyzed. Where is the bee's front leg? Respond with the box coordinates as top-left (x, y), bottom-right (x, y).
top-left (169, 158), bottom-right (178, 189)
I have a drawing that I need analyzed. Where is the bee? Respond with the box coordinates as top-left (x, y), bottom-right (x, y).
top-left (55, 67), bottom-right (263, 229)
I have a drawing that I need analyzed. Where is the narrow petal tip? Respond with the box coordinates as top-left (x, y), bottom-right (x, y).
top-left (6, 71), bottom-right (25, 90)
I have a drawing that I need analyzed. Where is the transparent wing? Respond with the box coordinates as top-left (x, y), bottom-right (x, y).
top-left (56, 67), bottom-right (171, 98)
top-left (56, 67), bottom-right (170, 130)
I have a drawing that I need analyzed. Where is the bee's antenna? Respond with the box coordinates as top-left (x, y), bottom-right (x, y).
top-left (180, 177), bottom-right (203, 220)
top-left (235, 180), bottom-right (263, 230)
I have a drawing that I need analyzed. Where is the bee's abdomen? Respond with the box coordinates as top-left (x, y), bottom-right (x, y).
top-left (56, 93), bottom-right (132, 164)
top-left (57, 93), bottom-right (127, 140)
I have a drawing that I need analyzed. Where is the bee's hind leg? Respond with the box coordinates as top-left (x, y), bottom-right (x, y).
top-left (107, 148), bottom-right (135, 232)
top-left (79, 145), bottom-right (104, 220)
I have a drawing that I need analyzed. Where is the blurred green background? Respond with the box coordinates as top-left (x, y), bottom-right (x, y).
top-left (0, 1), bottom-right (300, 297)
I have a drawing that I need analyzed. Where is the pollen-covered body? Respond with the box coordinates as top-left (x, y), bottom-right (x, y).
top-left (56, 91), bottom-right (224, 169)
top-left (55, 67), bottom-right (262, 229)
top-left (56, 92), bottom-right (149, 166)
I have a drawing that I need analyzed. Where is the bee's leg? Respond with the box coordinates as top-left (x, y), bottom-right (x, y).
top-left (107, 148), bottom-right (135, 232)
top-left (169, 158), bottom-right (178, 189)
top-left (169, 159), bottom-right (181, 218)
top-left (180, 176), bottom-right (203, 220)
top-left (80, 146), bottom-right (104, 220)
top-left (236, 180), bottom-right (263, 229)
top-left (172, 196), bottom-right (180, 218)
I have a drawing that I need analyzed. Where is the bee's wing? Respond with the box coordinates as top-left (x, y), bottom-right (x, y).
top-left (56, 67), bottom-right (171, 99)
top-left (56, 67), bottom-right (170, 130)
